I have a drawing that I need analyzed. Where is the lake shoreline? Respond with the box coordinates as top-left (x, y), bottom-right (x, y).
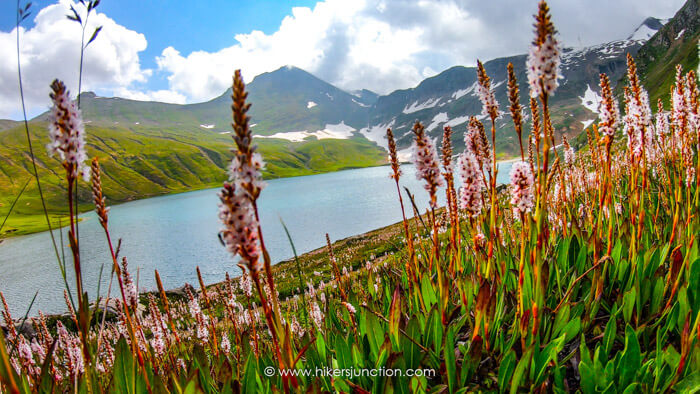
top-left (0, 161), bottom-right (515, 317)
top-left (1, 157), bottom-right (519, 239)
top-left (1, 208), bottom-right (412, 328)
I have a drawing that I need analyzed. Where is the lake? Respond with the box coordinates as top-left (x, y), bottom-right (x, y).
top-left (0, 162), bottom-right (512, 316)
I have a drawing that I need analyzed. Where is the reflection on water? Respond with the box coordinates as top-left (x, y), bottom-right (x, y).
top-left (0, 162), bottom-right (512, 315)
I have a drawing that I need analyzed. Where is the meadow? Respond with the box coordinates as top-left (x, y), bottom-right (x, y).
top-left (1, 0), bottom-right (699, 393)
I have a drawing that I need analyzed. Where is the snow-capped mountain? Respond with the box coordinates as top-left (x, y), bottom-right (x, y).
top-left (356, 17), bottom-right (669, 157)
top-left (22, 12), bottom-right (681, 159)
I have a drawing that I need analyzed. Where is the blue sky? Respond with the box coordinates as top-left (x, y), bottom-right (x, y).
top-left (0, 0), bottom-right (318, 93)
top-left (0, 0), bottom-right (686, 119)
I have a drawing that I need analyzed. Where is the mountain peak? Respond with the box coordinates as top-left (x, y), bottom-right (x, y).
top-left (78, 91), bottom-right (97, 100)
top-left (628, 17), bottom-right (666, 41)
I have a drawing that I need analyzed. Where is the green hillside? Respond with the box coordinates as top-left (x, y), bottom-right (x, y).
top-left (0, 120), bottom-right (385, 237)
top-left (0, 64), bottom-right (390, 237)
top-left (634, 0), bottom-right (699, 105)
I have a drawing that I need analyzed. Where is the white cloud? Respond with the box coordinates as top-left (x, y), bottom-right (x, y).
top-left (152, 0), bottom-right (685, 104)
top-left (114, 87), bottom-right (187, 104)
top-left (0, 0), bottom-right (152, 118)
top-left (154, 0), bottom-right (472, 101)
top-left (0, 0), bottom-right (686, 119)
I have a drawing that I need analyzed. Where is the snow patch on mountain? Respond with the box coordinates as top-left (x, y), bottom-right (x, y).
top-left (629, 24), bottom-right (658, 40)
top-left (581, 119), bottom-right (595, 130)
top-left (255, 122), bottom-right (356, 142)
top-left (352, 98), bottom-right (370, 107)
top-left (403, 98), bottom-right (441, 114)
top-left (307, 101), bottom-right (317, 108)
top-left (452, 81), bottom-right (478, 100)
top-left (562, 40), bottom-right (639, 69)
top-left (255, 131), bottom-right (310, 142)
top-left (359, 120), bottom-right (396, 150)
top-left (445, 115), bottom-right (470, 128)
top-left (579, 85), bottom-right (602, 114)
top-left (427, 112), bottom-right (449, 131)
top-left (200, 124), bottom-right (215, 129)
top-left (676, 29), bottom-right (686, 40)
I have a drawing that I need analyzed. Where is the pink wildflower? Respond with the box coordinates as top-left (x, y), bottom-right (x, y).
top-left (47, 80), bottom-right (90, 181)
top-left (411, 122), bottom-right (444, 208)
top-left (509, 161), bottom-right (535, 215)
top-left (457, 152), bottom-right (483, 217)
top-left (526, 2), bottom-right (560, 98)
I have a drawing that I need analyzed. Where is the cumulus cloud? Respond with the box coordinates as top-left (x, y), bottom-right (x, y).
top-left (0, 0), bottom-right (152, 118)
top-left (0, 0), bottom-right (685, 118)
top-left (153, 0), bottom-right (684, 102)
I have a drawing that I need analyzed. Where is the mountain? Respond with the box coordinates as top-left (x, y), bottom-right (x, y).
top-left (352, 89), bottom-right (380, 106)
top-left (628, 17), bottom-right (667, 41)
top-left (633, 0), bottom-right (699, 105)
top-left (358, 20), bottom-right (670, 157)
top-left (0, 119), bottom-right (19, 131)
top-left (0, 5), bottom-right (690, 236)
top-left (0, 67), bottom-right (387, 236)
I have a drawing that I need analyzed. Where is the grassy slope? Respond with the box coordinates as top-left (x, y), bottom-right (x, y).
top-left (0, 121), bottom-right (386, 237)
top-left (620, 0), bottom-right (699, 105)
top-left (637, 34), bottom-right (699, 106)
top-left (573, 2), bottom-right (698, 151)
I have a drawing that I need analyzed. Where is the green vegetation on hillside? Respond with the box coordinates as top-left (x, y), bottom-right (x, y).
top-left (0, 121), bottom-right (385, 237)
top-left (628, 0), bottom-right (699, 104)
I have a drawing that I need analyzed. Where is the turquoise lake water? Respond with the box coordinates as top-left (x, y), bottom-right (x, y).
top-left (0, 162), bottom-right (512, 315)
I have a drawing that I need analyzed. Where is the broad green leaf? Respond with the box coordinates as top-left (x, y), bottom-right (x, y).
top-left (444, 326), bottom-right (457, 394)
top-left (242, 354), bottom-right (260, 394)
top-left (562, 317), bottom-right (581, 343)
top-left (579, 360), bottom-right (596, 394)
top-left (509, 349), bottom-right (531, 394)
top-left (334, 335), bottom-right (352, 370)
top-left (113, 337), bottom-right (137, 394)
top-left (498, 350), bottom-right (516, 394)
top-left (602, 315), bottom-right (616, 360)
top-left (619, 325), bottom-right (641, 387)
top-left (622, 289), bottom-right (636, 323)
top-left (402, 317), bottom-right (422, 369)
top-left (421, 275), bottom-right (437, 307)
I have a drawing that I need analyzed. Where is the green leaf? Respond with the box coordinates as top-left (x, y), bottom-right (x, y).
top-left (579, 360), bottom-right (596, 394)
top-left (86, 26), bottom-right (102, 46)
top-left (401, 317), bottom-right (421, 369)
top-left (673, 371), bottom-right (700, 393)
top-left (602, 315), bottom-right (616, 360)
top-left (112, 337), bottom-right (137, 394)
top-left (534, 336), bottom-right (565, 385)
top-left (421, 275), bottom-right (437, 307)
top-left (562, 317), bottom-right (581, 343)
top-left (551, 303), bottom-right (570, 339)
top-left (650, 279), bottom-right (665, 315)
top-left (509, 349), bottom-right (531, 394)
top-left (316, 334), bottom-right (327, 362)
top-left (444, 326), bottom-right (457, 394)
top-left (242, 354), bottom-right (260, 394)
top-left (619, 325), bottom-right (641, 387)
top-left (622, 288), bottom-right (636, 323)
top-left (688, 257), bottom-right (700, 313)
top-left (498, 350), bottom-right (516, 394)
top-left (334, 335), bottom-right (352, 370)
top-left (364, 311), bottom-right (384, 361)
top-left (388, 286), bottom-right (402, 346)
